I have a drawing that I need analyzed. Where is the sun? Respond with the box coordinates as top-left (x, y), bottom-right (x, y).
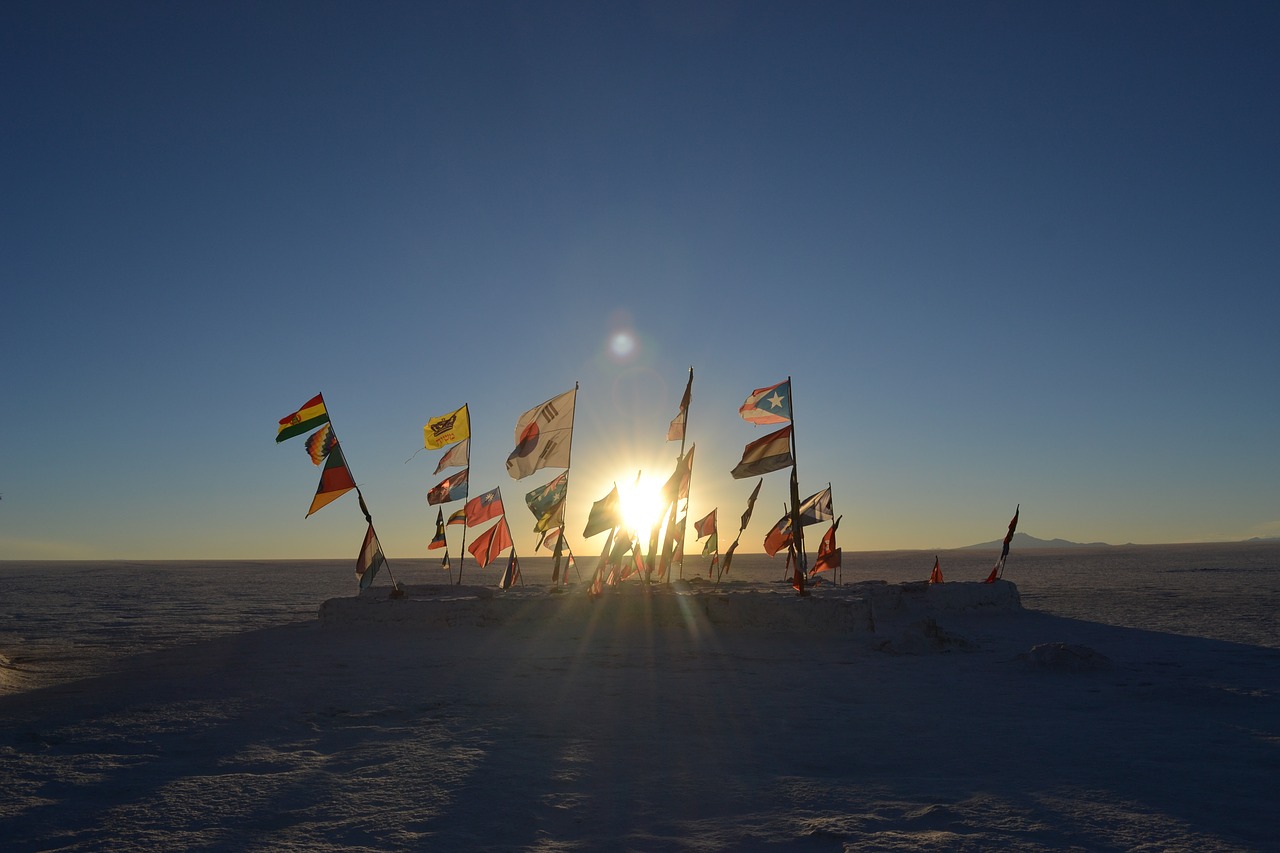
top-left (618, 476), bottom-right (668, 536)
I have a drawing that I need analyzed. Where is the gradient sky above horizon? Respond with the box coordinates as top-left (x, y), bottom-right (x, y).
top-left (3, 1), bottom-right (1278, 561)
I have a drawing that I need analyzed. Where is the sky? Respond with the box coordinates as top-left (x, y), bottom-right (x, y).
top-left (2, 1), bottom-right (1278, 561)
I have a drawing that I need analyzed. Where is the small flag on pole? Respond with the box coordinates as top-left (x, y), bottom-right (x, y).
top-left (427, 469), bottom-right (469, 506)
top-left (307, 442), bottom-right (356, 517)
top-left (305, 424), bottom-right (336, 465)
top-left (469, 516), bottom-right (513, 568)
top-left (356, 523), bottom-right (386, 590)
top-left (738, 380), bottom-right (792, 425)
top-left (277, 394), bottom-right (329, 443)
top-left (424, 404), bottom-right (470, 450)
top-left (583, 484), bottom-right (622, 539)
top-left (811, 516), bottom-right (842, 576)
top-left (464, 487), bottom-right (504, 527)
top-left (667, 369), bottom-right (693, 441)
top-left (433, 437), bottom-right (470, 474)
top-left (730, 426), bottom-right (793, 479)
top-left (929, 556), bottom-right (943, 584)
top-left (428, 508), bottom-right (448, 551)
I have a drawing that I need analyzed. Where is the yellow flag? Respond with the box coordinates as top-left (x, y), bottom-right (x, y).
top-left (424, 404), bottom-right (470, 450)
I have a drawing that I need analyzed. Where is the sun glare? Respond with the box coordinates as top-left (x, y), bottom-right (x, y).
top-left (619, 476), bottom-right (667, 536)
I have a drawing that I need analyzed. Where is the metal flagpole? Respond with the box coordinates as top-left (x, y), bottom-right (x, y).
top-left (785, 376), bottom-right (807, 581)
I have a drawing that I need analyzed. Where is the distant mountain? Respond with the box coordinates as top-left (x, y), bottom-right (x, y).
top-left (960, 532), bottom-right (1111, 550)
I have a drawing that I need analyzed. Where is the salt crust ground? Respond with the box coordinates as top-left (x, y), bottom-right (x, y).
top-left (1, 580), bottom-right (1276, 852)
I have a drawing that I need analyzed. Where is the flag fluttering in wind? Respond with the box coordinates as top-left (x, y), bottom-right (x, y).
top-left (499, 548), bottom-right (522, 589)
top-left (740, 478), bottom-right (762, 531)
top-left (307, 442), bottom-right (356, 517)
top-left (424, 404), bottom-right (470, 450)
top-left (447, 508), bottom-right (467, 526)
top-left (667, 369), bottom-right (693, 441)
top-left (428, 508), bottom-right (448, 551)
top-left (583, 484), bottom-right (622, 539)
top-left (763, 513), bottom-right (794, 557)
top-left (433, 438), bottom-right (470, 474)
top-left (738, 380), bottom-right (792, 425)
top-left (929, 556), bottom-right (944, 584)
top-left (427, 468), bottom-right (469, 505)
top-left (506, 387), bottom-right (576, 479)
top-left (798, 486), bottom-right (833, 526)
top-left (464, 487), bottom-right (504, 527)
top-left (730, 425), bottom-right (793, 479)
top-left (985, 505), bottom-right (1019, 583)
top-left (469, 516), bottom-right (513, 568)
top-left (356, 523), bottom-right (386, 590)
top-left (694, 509), bottom-right (718, 557)
top-left (694, 509), bottom-right (717, 540)
top-left (811, 515), bottom-right (842, 576)
top-left (525, 473), bottom-right (568, 533)
top-left (305, 424), bottom-right (336, 465)
top-left (660, 444), bottom-right (695, 505)
top-left (278, 394), bottom-right (329, 443)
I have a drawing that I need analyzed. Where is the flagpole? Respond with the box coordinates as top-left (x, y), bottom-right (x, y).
top-left (785, 376), bottom-right (807, 578)
top-left (551, 382), bottom-right (579, 586)
top-left (652, 366), bottom-right (692, 583)
top-left (457, 511), bottom-right (469, 585)
top-left (319, 394), bottom-right (399, 594)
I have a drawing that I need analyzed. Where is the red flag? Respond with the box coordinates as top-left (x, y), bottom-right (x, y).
top-left (693, 509), bottom-right (717, 540)
top-left (789, 546), bottom-right (806, 594)
top-left (929, 556), bottom-right (944, 584)
top-left (468, 517), bottom-right (513, 568)
top-left (763, 513), bottom-right (793, 557)
top-left (464, 487), bottom-right (504, 527)
top-left (499, 548), bottom-right (522, 589)
top-left (811, 516), bottom-right (842, 575)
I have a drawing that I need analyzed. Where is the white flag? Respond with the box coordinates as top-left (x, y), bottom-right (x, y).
top-left (506, 387), bottom-right (576, 480)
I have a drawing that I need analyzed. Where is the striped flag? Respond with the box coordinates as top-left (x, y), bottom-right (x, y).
top-left (305, 424), bottom-right (336, 465)
top-left (428, 508), bottom-right (447, 551)
top-left (356, 523), bottom-right (386, 590)
top-left (730, 426), bottom-right (793, 479)
top-left (738, 380), bottom-right (791, 425)
top-left (277, 394), bottom-right (329, 443)
top-left (306, 442), bottom-right (356, 517)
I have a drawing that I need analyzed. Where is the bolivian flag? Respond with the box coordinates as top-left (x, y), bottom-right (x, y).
top-left (278, 394), bottom-right (329, 443)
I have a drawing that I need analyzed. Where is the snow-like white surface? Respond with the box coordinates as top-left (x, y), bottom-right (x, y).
top-left (2, 577), bottom-right (1276, 851)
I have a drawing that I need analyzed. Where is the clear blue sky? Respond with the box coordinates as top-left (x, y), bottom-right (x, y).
top-left (3, 1), bottom-right (1277, 559)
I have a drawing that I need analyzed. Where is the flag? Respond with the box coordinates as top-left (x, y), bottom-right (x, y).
top-left (667, 369), bottom-right (692, 441)
top-left (355, 523), bottom-right (386, 590)
top-left (739, 478), bottom-right (763, 532)
top-left (305, 424), bottom-right (336, 465)
top-left (277, 394), bottom-right (329, 443)
top-left (464, 487), bottom-right (504, 527)
top-left (701, 531), bottom-right (719, 557)
top-left (307, 442), bottom-right (356, 517)
top-left (539, 526), bottom-right (562, 553)
top-left (468, 516), bottom-right (512, 568)
top-left (583, 484), bottom-right (621, 538)
top-left (659, 445), bottom-right (695, 506)
top-left (427, 468), bottom-right (469, 505)
top-left (433, 438), bottom-right (470, 474)
top-left (811, 516), bottom-right (842, 576)
top-left (428, 508), bottom-right (447, 551)
top-left (525, 473), bottom-right (568, 533)
top-left (447, 508), bottom-right (467, 526)
top-left (424, 404), bottom-right (470, 450)
top-left (440, 552), bottom-right (451, 571)
top-left (506, 387), bottom-right (576, 480)
top-left (730, 426), bottom-right (793, 479)
top-left (499, 548), bottom-right (522, 589)
top-left (738, 380), bottom-right (791, 425)
top-left (929, 556), bottom-right (943, 584)
top-left (721, 539), bottom-right (740, 575)
top-left (763, 513), bottom-right (793, 557)
top-left (985, 505), bottom-right (1019, 583)
top-left (694, 509), bottom-right (717, 540)
top-left (789, 545), bottom-right (806, 594)
top-left (798, 486), bottom-right (833, 527)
